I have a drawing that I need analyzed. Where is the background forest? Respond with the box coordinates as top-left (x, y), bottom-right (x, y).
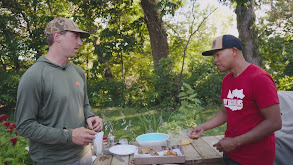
top-left (0, 0), bottom-right (292, 163)
top-left (1, 0), bottom-right (292, 109)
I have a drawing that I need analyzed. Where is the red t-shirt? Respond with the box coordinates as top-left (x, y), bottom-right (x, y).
top-left (221, 64), bottom-right (279, 165)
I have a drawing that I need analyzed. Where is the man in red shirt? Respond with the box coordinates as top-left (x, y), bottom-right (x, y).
top-left (188, 34), bottom-right (282, 165)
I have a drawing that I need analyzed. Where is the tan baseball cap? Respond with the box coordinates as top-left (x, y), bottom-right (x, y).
top-left (202, 34), bottom-right (242, 56)
top-left (45, 17), bottom-right (90, 38)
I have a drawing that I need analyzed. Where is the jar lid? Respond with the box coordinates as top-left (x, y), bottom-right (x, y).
top-left (103, 136), bottom-right (107, 140)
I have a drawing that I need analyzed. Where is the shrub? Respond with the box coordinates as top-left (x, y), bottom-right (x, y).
top-left (0, 114), bottom-right (32, 164)
top-left (88, 58), bottom-right (179, 108)
top-left (186, 60), bottom-right (225, 106)
top-left (278, 76), bottom-right (293, 91)
top-left (88, 79), bottom-right (126, 107)
top-left (161, 83), bottom-right (204, 132)
top-left (0, 72), bottom-right (21, 110)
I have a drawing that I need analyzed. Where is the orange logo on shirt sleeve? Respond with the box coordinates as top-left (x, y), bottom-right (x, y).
top-left (75, 81), bottom-right (80, 86)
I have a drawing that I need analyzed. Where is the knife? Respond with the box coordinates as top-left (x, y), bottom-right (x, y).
top-left (103, 149), bottom-right (125, 162)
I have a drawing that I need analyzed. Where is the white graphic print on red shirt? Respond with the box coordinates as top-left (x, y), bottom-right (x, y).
top-left (223, 89), bottom-right (245, 111)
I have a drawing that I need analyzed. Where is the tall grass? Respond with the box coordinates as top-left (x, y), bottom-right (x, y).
top-left (92, 105), bottom-right (225, 142)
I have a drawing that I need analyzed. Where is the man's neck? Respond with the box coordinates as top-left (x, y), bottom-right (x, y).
top-left (46, 48), bottom-right (68, 66)
top-left (231, 60), bottom-right (250, 78)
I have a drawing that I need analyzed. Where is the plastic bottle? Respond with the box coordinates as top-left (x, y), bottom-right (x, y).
top-left (108, 132), bottom-right (115, 147)
top-left (103, 136), bottom-right (108, 150)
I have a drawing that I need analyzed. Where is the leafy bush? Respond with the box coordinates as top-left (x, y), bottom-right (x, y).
top-left (278, 76), bottom-right (293, 91)
top-left (186, 60), bottom-right (225, 106)
top-left (88, 79), bottom-right (126, 107)
top-left (88, 58), bottom-right (179, 108)
top-left (124, 58), bottom-right (178, 107)
top-left (259, 35), bottom-right (293, 86)
top-left (0, 72), bottom-right (21, 110)
top-left (160, 83), bottom-right (204, 132)
top-left (0, 114), bottom-right (32, 165)
top-left (141, 58), bottom-right (178, 107)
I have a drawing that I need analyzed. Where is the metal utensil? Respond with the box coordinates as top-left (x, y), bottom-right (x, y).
top-left (103, 149), bottom-right (125, 162)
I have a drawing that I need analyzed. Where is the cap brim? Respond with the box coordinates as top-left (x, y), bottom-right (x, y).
top-left (70, 29), bottom-right (90, 38)
top-left (202, 48), bottom-right (223, 56)
top-left (80, 32), bottom-right (90, 38)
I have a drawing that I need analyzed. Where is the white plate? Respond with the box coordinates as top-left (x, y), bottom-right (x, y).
top-left (109, 145), bottom-right (137, 156)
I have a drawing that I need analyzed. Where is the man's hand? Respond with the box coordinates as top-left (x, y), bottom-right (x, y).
top-left (188, 126), bottom-right (204, 139)
top-left (72, 127), bottom-right (96, 146)
top-left (213, 137), bottom-right (239, 153)
top-left (87, 116), bottom-right (103, 132)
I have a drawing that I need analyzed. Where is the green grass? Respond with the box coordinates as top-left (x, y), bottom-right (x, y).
top-left (92, 105), bottom-right (226, 142)
top-left (198, 107), bottom-right (226, 136)
top-left (92, 107), bottom-right (175, 142)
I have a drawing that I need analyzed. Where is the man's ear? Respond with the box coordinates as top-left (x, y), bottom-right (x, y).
top-left (232, 47), bottom-right (239, 56)
top-left (53, 31), bottom-right (61, 43)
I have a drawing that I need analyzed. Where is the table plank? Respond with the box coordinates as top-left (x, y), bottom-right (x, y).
top-left (129, 154), bottom-right (135, 165)
top-left (201, 136), bottom-right (223, 157)
top-left (93, 154), bottom-right (112, 165)
top-left (111, 155), bottom-right (129, 165)
top-left (191, 138), bottom-right (222, 164)
top-left (182, 143), bottom-right (203, 164)
top-left (214, 135), bottom-right (224, 140)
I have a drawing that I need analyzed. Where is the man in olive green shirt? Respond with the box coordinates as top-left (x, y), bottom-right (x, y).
top-left (15, 17), bottom-right (102, 165)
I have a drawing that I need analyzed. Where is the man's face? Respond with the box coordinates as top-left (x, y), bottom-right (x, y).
top-left (213, 48), bottom-right (234, 72)
top-left (58, 31), bottom-right (83, 58)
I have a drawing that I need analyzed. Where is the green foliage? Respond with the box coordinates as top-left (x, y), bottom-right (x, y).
top-left (94, 104), bottom-right (224, 142)
top-left (88, 79), bottom-right (126, 107)
top-left (150, 58), bottom-right (178, 107)
top-left (0, 72), bottom-right (21, 109)
top-left (160, 82), bottom-right (204, 132)
top-left (186, 59), bottom-right (226, 106)
top-left (100, 58), bottom-right (179, 108)
top-left (263, 0), bottom-right (293, 40)
top-left (278, 76), bottom-right (293, 91)
top-left (95, 107), bottom-right (174, 142)
top-left (257, 0), bottom-right (293, 89)
top-left (258, 33), bottom-right (293, 90)
top-left (1, 0), bottom-right (292, 112)
top-left (138, 112), bottom-right (164, 133)
top-left (0, 114), bottom-right (32, 165)
top-left (156, 0), bottom-right (183, 16)
top-left (88, 59), bottom-right (179, 108)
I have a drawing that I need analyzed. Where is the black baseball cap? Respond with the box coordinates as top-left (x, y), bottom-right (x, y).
top-left (202, 34), bottom-right (242, 56)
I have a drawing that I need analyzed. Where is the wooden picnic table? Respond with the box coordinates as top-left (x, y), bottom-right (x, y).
top-left (93, 135), bottom-right (224, 165)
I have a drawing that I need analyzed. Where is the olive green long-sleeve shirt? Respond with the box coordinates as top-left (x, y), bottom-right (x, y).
top-left (15, 56), bottom-right (95, 164)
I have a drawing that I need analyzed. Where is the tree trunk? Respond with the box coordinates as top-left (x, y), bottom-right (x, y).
top-left (0, 55), bottom-right (7, 72)
top-left (235, 0), bottom-right (261, 66)
top-left (120, 52), bottom-right (125, 80)
top-left (140, 0), bottom-right (169, 69)
top-left (104, 61), bottom-right (114, 78)
top-left (13, 58), bottom-right (20, 73)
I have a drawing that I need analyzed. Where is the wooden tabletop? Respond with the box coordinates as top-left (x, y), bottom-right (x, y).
top-left (93, 135), bottom-right (224, 165)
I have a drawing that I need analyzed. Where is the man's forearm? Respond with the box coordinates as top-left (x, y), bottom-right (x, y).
top-left (17, 120), bottom-right (72, 144)
top-left (202, 106), bottom-right (227, 131)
